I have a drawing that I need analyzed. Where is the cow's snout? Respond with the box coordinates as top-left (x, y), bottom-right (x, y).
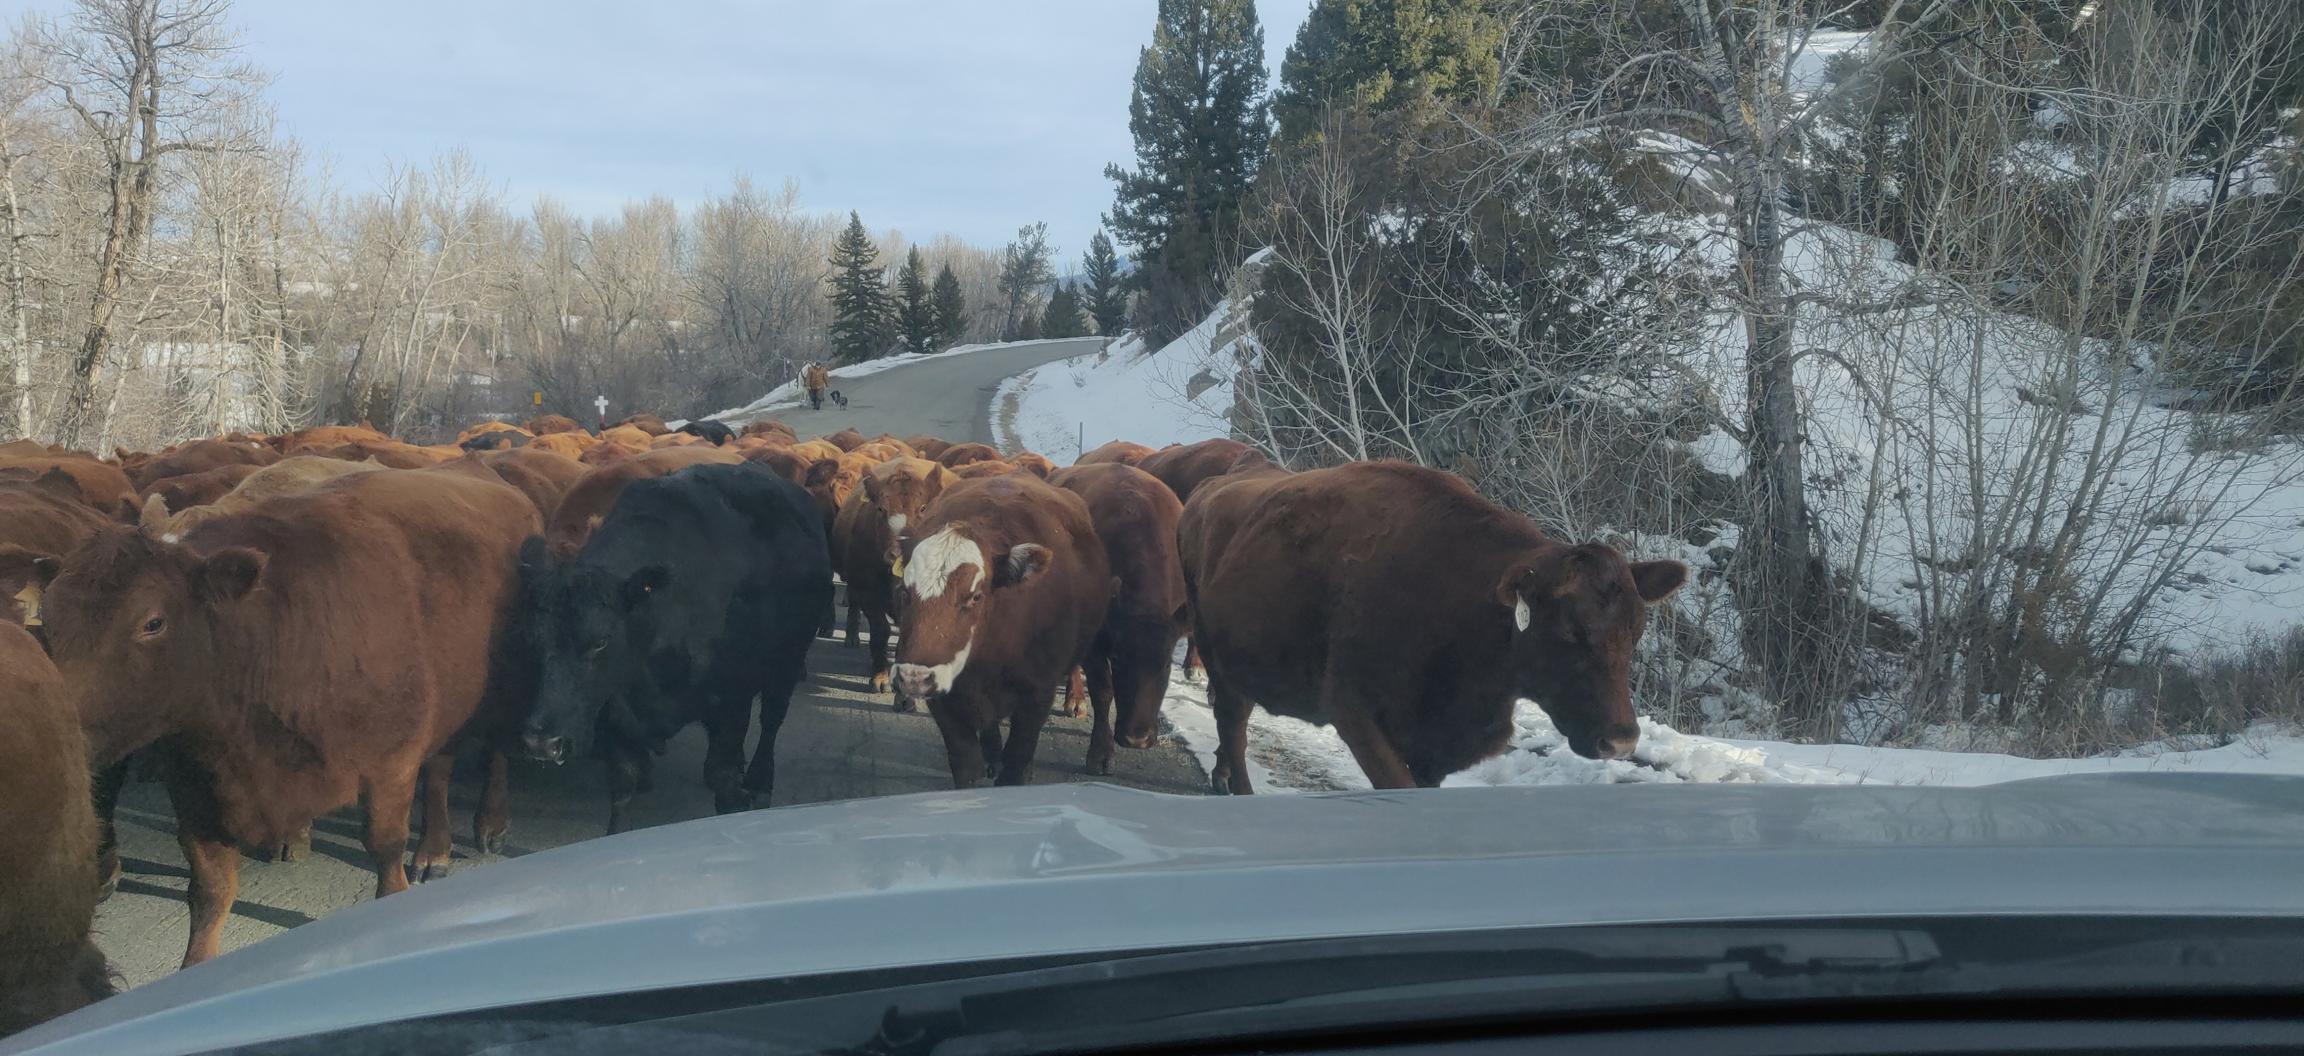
top-left (892, 664), bottom-right (944, 701)
top-left (521, 731), bottom-right (570, 765)
top-left (1590, 728), bottom-right (1639, 761)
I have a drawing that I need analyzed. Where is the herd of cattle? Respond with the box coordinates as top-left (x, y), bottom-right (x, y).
top-left (0, 410), bottom-right (1685, 1035)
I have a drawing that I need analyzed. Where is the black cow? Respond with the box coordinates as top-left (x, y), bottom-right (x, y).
top-left (676, 420), bottom-right (736, 446)
top-left (516, 463), bottom-right (832, 833)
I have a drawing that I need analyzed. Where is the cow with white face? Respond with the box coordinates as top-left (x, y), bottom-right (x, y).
top-left (891, 474), bottom-right (1112, 788)
top-left (834, 457), bottom-right (958, 700)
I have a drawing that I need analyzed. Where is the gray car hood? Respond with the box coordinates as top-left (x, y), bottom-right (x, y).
top-left (12, 774), bottom-right (2304, 1055)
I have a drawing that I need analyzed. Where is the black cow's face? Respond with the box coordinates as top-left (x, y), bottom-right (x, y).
top-left (1495, 545), bottom-right (1686, 761)
top-left (519, 536), bottom-right (668, 763)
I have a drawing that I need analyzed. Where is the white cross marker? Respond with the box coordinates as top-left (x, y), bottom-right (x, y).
top-left (594, 395), bottom-right (609, 419)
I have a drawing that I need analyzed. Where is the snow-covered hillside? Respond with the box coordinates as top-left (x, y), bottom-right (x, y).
top-left (995, 282), bottom-right (1257, 458)
top-left (708, 338), bottom-right (1088, 425)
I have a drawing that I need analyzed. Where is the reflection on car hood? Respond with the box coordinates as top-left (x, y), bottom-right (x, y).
top-left (12, 773), bottom-right (2304, 1055)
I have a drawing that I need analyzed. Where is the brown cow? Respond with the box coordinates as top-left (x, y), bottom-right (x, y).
top-left (741, 418), bottom-right (797, 442)
top-left (892, 474), bottom-right (1112, 787)
top-left (834, 457), bottom-right (958, 698)
top-left (788, 438), bottom-right (845, 465)
top-left (456, 421), bottom-right (532, 446)
top-left (1009, 451), bottom-right (1057, 479)
top-left (142, 455), bottom-right (387, 541)
top-left (480, 447), bottom-right (586, 520)
top-left (866, 433), bottom-right (917, 457)
top-left (579, 425), bottom-right (656, 466)
top-left (0, 621), bottom-right (113, 1036)
top-left (1136, 438), bottom-right (1270, 504)
top-left (545, 445), bottom-right (744, 553)
top-left (905, 435), bottom-right (952, 461)
top-left (31, 468), bottom-right (542, 966)
top-left (1049, 463), bottom-right (1189, 775)
top-left (615, 412), bottom-right (671, 436)
top-left (0, 474), bottom-right (112, 613)
top-left (525, 414), bottom-right (584, 435)
top-left (949, 459), bottom-right (1020, 480)
top-left (1075, 440), bottom-right (1155, 466)
top-left (272, 423), bottom-right (390, 455)
top-left (936, 442), bottom-right (1002, 469)
top-left (1180, 461), bottom-right (1685, 794)
top-left (528, 432), bottom-right (595, 459)
top-left (139, 462), bottom-right (261, 513)
top-left (743, 445), bottom-right (812, 484)
top-left (123, 439), bottom-right (281, 491)
top-left (1, 455), bottom-right (136, 514)
top-left (821, 427), bottom-right (868, 452)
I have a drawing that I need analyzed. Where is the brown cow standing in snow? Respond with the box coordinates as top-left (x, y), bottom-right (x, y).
top-left (30, 469), bottom-right (540, 966)
top-left (0, 621), bottom-right (112, 1036)
top-left (1180, 461), bottom-right (1685, 793)
top-left (1049, 463), bottom-right (1189, 775)
top-left (892, 474), bottom-right (1112, 787)
top-left (834, 457), bottom-right (958, 699)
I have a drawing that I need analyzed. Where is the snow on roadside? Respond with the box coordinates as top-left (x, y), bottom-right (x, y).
top-left (1158, 679), bottom-right (2304, 793)
top-left (998, 311), bottom-right (1242, 460)
top-left (707, 339), bottom-right (1090, 424)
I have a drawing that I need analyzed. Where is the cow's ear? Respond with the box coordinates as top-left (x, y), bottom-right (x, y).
top-left (35, 468), bottom-right (82, 503)
top-left (860, 471), bottom-right (882, 505)
top-left (0, 544), bottom-right (62, 590)
top-left (1630, 560), bottom-right (1688, 603)
top-left (138, 494), bottom-right (171, 534)
top-left (1494, 563), bottom-right (1540, 632)
top-left (621, 565), bottom-right (669, 609)
top-left (994, 543), bottom-right (1050, 588)
top-left (804, 459), bottom-right (839, 489)
top-left (196, 547), bottom-right (266, 603)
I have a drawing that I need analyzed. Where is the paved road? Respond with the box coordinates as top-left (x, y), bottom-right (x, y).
top-left (725, 337), bottom-right (1104, 444)
top-left (93, 337), bottom-right (1207, 988)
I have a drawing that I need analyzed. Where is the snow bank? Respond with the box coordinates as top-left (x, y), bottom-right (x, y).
top-left (1157, 679), bottom-right (2304, 793)
top-left (997, 307), bottom-right (1245, 459)
top-left (707, 339), bottom-right (1086, 424)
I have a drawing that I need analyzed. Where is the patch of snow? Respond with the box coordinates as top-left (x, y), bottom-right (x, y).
top-left (1787, 29), bottom-right (1870, 98)
top-left (998, 311), bottom-right (1242, 461)
top-left (1159, 682), bottom-right (2304, 793)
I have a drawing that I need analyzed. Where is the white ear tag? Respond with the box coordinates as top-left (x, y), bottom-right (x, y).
top-left (1514, 597), bottom-right (1531, 632)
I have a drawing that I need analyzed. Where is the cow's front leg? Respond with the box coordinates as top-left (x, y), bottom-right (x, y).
top-left (996, 686), bottom-right (1052, 787)
top-left (605, 743), bottom-right (645, 834)
top-left (411, 752), bottom-right (456, 881)
top-left (361, 769), bottom-right (418, 897)
top-left (92, 757), bottom-right (129, 901)
top-left (475, 750), bottom-right (511, 855)
top-left (179, 833), bottom-right (241, 967)
top-left (1322, 669), bottom-right (1418, 789)
top-left (929, 700), bottom-right (990, 788)
top-left (702, 692), bottom-right (754, 815)
top-left (1083, 656), bottom-right (1118, 776)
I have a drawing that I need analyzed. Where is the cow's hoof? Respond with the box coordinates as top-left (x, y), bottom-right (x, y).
top-left (1086, 753), bottom-right (1114, 777)
top-left (714, 790), bottom-right (755, 814)
top-left (892, 697), bottom-right (917, 713)
top-left (270, 827), bottom-right (311, 863)
top-left (1208, 769), bottom-right (1233, 795)
top-left (477, 827), bottom-right (508, 856)
top-left (869, 671), bottom-right (890, 692)
top-left (413, 852), bottom-right (451, 883)
top-left (96, 861), bottom-right (121, 903)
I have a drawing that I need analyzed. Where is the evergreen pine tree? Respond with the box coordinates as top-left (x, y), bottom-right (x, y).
top-left (826, 211), bottom-right (891, 363)
top-left (1105, 0), bottom-right (1270, 340)
top-left (930, 264), bottom-right (968, 348)
top-left (1272, 0), bottom-right (1506, 144)
top-left (1081, 231), bottom-right (1128, 335)
top-left (1018, 301), bottom-right (1045, 341)
top-left (1041, 282), bottom-right (1088, 339)
top-left (893, 246), bottom-right (938, 355)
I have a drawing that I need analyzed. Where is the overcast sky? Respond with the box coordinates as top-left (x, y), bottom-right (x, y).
top-left (27, 0), bottom-right (1307, 258)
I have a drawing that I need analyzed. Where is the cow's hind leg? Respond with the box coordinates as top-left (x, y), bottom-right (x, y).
top-left (1206, 669), bottom-right (1255, 795)
top-left (1083, 656), bottom-right (1118, 776)
top-left (1059, 666), bottom-right (1087, 718)
top-left (1181, 634), bottom-right (1204, 683)
top-left (361, 769), bottom-right (418, 897)
top-left (178, 834), bottom-right (240, 967)
top-left (845, 595), bottom-right (863, 648)
top-left (866, 608), bottom-right (894, 693)
top-left (475, 750), bottom-right (511, 855)
top-left (411, 753), bottom-right (456, 882)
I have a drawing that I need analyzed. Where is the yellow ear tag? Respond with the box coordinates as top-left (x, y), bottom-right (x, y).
top-left (891, 557), bottom-right (907, 578)
top-left (15, 583), bottom-right (43, 628)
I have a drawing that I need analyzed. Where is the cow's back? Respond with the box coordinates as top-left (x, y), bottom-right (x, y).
top-left (546, 446), bottom-right (740, 550)
top-left (185, 469), bottom-right (539, 764)
top-left (0, 622), bottom-right (111, 1034)
top-left (1137, 438), bottom-right (1268, 503)
top-left (922, 475), bottom-right (1109, 684)
top-left (1051, 463), bottom-right (1184, 624)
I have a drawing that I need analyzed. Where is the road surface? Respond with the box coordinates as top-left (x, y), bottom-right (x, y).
top-left (93, 337), bottom-right (1208, 987)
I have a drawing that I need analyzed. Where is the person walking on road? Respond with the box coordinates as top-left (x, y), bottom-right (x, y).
top-left (804, 362), bottom-right (831, 411)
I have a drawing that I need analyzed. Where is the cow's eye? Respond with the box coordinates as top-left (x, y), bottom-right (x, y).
top-left (139, 615), bottom-right (166, 637)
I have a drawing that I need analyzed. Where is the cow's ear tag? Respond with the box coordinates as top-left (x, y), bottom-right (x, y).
top-left (892, 556), bottom-right (906, 578)
top-left (1514, 597), bottom-right (1530, 633)
top-left (15, 582), bottom-right (42, 627)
